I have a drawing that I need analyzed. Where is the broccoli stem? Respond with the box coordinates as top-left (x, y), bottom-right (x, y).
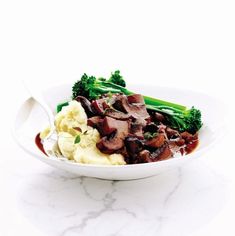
top-left (143, 95), bottom-right (186, 112)
top-left (101, 81), bottom-right (187, 112)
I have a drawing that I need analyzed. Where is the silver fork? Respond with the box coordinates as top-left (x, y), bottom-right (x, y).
top-left (23, 81), bottom-right (62, 158)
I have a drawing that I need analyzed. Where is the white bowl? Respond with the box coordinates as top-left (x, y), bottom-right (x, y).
top-left (14, 84), bottom-right (225, 180)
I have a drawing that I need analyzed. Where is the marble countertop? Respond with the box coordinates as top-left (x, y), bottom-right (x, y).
top-left (0, 147), bottom-right (235, 236)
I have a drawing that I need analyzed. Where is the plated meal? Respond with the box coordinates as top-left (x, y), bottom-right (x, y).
top-left (36, 70), bottom-right (203, 166)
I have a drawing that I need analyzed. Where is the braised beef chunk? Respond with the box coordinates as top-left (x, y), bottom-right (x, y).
top-left (98, 117), bottom-right (117, 136)
top-left (95, 117), bottom-right (129, 154)
top-left (87, 116), bottom-right (103, 128)
top-left (79, 93), bottom-right (198, 164)
top-left (97, 116), bottom-right (129, 137)
top-left (75, 96), bottom-right (94, 117)
top-left (91, 99), bottom-right (106, 115)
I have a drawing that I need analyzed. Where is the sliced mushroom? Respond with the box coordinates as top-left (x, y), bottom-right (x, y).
top-left (145, 133), bottom-right (165, 148)
top-left (96, 136), bottom-right (124, 154)
top-left (75, 96), bottom-right (95, 117)
top-left (104, 108), bottom-right (131, 120)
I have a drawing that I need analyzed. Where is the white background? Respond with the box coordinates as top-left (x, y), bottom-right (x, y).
top-left (0, 0), bottom-right (235, 236)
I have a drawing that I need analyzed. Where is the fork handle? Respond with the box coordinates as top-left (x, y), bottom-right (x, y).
top-left (22, 80), bottom-right (55, 129)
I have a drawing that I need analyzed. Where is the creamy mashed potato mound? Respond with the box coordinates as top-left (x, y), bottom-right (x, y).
top-left (52, 101), bottom-right (126, 165)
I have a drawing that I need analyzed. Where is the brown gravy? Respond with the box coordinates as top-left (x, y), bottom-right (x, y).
top-left (35, 133), bottom-right (47, 156)
top-left (180, 138), bottom-right (199, 155)
top-left (35, 133), bottom-right (199, 159)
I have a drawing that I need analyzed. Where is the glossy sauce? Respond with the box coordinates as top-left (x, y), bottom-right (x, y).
top-left (35, 133), bottom-right (199, 159)
top-left (35, 133), bottom-right (47, 156)
top-left (180, 138), bottom-right (199, 155)
top-left (185, 139), bottom-right (199, 154)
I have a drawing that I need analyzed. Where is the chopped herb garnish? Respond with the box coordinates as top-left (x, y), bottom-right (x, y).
top-left (74, 135), bottom-right (81, 144)
top-left (144, 132), bottom-right (158, 140)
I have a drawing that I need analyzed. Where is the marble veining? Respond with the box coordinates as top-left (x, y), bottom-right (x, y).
top-left (60, 180), bottom-right (137, 236)
top-left (163, 167), bottom-right (182, 207)
top-left (14, 160), bottom-right (229, 236)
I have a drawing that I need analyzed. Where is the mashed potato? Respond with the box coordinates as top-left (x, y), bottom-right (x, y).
top-left (55, 101), bottom-right (87, 136)
top-left (52, 101), bottom-right (126, 165)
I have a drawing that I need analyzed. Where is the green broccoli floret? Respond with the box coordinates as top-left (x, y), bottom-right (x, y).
top-left (108, 70), bottom-right (126, 87)
top-left (164, 107), bottom-right (202, 134)
top-left (71, 71), bottom-right (202, 133)
top-left (72, 72), bottom-right (132, 100)
top-left (184, 107), bottom-right (202, 134)
top-left (72, 71), bottom-right (184, 110)
top-left (147, 103), bottom-right (202, 134)
top-left (72, 74), bottom-right (96, 99)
